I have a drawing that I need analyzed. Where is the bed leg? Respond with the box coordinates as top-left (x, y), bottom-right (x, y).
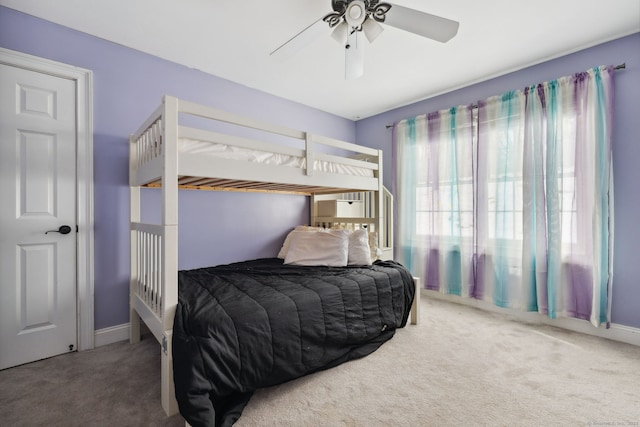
top-left (410, 277), bottom-right (421, 325)
top-left (161, 332), bottom-right (179, 416)
top-left (130, 308), bottom-right (141, 344)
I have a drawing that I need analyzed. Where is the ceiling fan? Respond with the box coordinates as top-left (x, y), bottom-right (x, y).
top-left (270, 0), bottom-right (459, 80)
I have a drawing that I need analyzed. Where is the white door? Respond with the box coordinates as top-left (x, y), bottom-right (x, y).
top-left (0, 63), bottom-right (78, 370)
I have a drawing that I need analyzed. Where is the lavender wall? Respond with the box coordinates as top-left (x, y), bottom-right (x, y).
top-left (2, 6), bottom-right (638, 331)
top-left (355, 33), bottom-right (640, 328)
top-left (0, 6), bottom-right (356, 330)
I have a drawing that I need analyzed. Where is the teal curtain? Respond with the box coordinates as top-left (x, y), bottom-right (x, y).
top-left (395, 106), bottom-right (475, 297)
top-left (395, 66), bottom-right (614, 326)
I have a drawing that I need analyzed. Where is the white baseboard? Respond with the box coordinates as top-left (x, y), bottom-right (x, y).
top-left (94, 322), bottom-right (152, 348)
top-left (94, 323), bottom-right (130, 347)
top-left (422, 289), bottom-right (640, 347)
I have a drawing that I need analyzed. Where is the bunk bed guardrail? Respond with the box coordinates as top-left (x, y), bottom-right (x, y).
top-left (130, 96), bottom-right (382, 194)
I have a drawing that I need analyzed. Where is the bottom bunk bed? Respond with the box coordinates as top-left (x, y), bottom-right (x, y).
top-left (173, 257), bottom-right (416, 427)
top-left (131, 216), bottom-right (420, 426)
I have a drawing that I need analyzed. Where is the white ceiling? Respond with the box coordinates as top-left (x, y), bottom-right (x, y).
top-left (2, 0), bottom-right (639, 119)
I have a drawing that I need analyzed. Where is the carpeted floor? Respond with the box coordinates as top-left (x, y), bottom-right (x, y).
top-left (1, 296), bottom-right (639, 426)
top-left (0, 330), bottom-right (184, 427)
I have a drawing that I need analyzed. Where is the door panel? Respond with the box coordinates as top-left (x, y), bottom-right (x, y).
top-left (18, 243), bottom-right (56, 332)
top-left (19, 131), bottom-right (57, 216)
top-left (0, 63), bottom-right (77, 370)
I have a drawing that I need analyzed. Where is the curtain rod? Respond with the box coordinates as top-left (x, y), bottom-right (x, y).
top-left (385, 63), bottom-right (626, 129)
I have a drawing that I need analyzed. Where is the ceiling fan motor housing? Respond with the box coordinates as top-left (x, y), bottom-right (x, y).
top-left (346, 1), bottom-right (367, 27)
top-left (326, 0), bottom-right (392, 28)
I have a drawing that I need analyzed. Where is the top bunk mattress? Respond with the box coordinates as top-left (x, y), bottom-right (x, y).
top-left (179, 138), bottom-right (374, 178)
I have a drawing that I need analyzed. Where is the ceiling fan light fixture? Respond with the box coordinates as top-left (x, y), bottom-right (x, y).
top-left (362, 18), bottom-right (383, 43)
top-left (330, 21), bottom-right (348, 44)
top-left (345, 1), bottom-right (366, 27)
top-left (349, 4), bottom-right (363, 20)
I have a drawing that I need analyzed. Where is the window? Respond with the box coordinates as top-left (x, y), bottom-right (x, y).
top-left (395, 66), bottom-right (614, 326)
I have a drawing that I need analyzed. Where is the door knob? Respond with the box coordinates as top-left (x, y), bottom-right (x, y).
top-left (46, 225), bottom-right (72, 235)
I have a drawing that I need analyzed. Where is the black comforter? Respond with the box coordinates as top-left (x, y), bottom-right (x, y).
top-left (172, 258), bottom-right (414, 427)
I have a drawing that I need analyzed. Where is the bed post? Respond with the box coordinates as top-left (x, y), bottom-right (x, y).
top-left (304, 132), bottom-right (313, 176)
top-left (130, 134), bottom-right (141, 343)
top-left (411, 277), bottom-right (421, 325)
top-left (376, 149), bottom-right (385, 259)
top-left (161, 95), bottom-right (179, 416)
top-left (307, 132), bottom-right (317, 227)
top-left (310, 193), bottom-right (317, 226)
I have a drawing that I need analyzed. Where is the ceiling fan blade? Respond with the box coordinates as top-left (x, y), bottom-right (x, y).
top-left (384, 3), bottom-right (459, 43)
top-left (270, 18), bottom-right (329, 60)
top-left (345, 30), bottom-right (364, 80)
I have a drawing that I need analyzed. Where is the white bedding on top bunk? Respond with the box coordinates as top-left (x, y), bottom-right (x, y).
top-left (179, 138), bottom-right (374, 177)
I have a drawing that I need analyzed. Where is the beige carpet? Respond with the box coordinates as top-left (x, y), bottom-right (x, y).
top-left (1, 297), bottom-right (639, 426)
top-left (239, 297), bottom-right (640, 426)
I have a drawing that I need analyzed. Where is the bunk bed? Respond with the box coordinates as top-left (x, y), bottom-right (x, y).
top-left (129, 96), bottom-right (420, 426)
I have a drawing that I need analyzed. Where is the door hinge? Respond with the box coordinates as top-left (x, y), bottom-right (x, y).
top-left (162, 336), bottom-right (168, 355)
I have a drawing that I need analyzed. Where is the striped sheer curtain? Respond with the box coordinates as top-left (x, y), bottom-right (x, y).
top-left (395, 66), bottom-right (614, 326)
top-left (395, 107), bottom-right (475, 296)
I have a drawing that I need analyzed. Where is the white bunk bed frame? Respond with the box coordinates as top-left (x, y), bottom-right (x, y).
top-left (129, 96), bottom-right (420, 417)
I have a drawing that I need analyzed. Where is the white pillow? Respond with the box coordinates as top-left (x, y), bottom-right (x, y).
top-left (348, 229), bottom-right (372, 265)
top-left (277, 225), bottom-right (322, 259)
top-left (284, 229), bottom-right (350, 266)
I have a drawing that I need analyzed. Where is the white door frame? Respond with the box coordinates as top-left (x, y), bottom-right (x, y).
top-left (0, 47), bottom-right (95, 351)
